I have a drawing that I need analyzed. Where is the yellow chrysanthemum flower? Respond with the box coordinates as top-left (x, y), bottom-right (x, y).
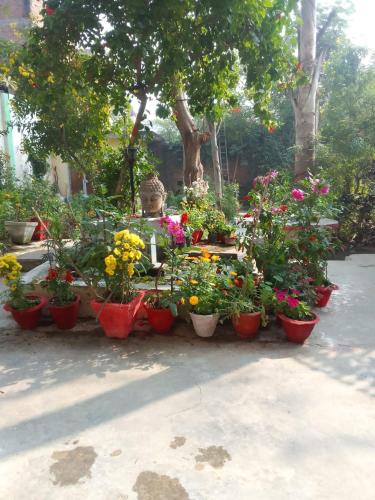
top-left (211, 255), bottom-right (220, 262)
top-left (175, 279), bottom-right (183, 286)
top-left (230, 271), bottom-right (237, 276)
top-left (189, 296), bottom-right (199, 306)
top-left (190, 279), bottom-right (198, 285)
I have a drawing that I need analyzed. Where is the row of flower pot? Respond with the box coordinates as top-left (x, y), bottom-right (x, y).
top-left (4, 282), bottom-right (335, 342)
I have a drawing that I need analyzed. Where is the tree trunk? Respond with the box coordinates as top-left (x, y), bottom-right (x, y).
top-left (208, 120), bottom-right (222, 199)
top-left (173, 90), bottom-right (210, 186)
top-left (293, 0), bottom-right (317, 179)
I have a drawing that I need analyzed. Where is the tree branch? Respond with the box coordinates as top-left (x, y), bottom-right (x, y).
top-left (316, 8), bottom-right (337, 47)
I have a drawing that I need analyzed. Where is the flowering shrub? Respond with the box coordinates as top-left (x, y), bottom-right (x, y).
top-left (0, 253), bottom-right (36, 309)
top-left (40, 267), bottom-right (76, 306)
top-left (273, 288), bottom-right (313, 320)
top-left (159, 216), bottom-right (185, 245)
top-left (103, 229), bottom-right (145, 303)
top-left (179, 250), bottom-right (223, 315)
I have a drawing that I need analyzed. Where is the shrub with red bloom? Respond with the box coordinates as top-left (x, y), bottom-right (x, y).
top-left (46, 267), bottom-right (58, 280)
top-left (243, 195), bottom-right (251, 201)
top-left (45, 4), bottom-right (55, 16)
top-left (65, 271), bottom-right (74, 283)
top-left (180, 213), bottom-right (189, 225)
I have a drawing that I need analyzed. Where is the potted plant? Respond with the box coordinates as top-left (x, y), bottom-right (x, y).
top-left (3, 192), bottom-right (37, 244)
top-left (1, 253), bottom-right (47, 329)
top-left (273, 288), bottom-right (320, 343)
top-left (204, 208), bottom-right (226, 244)
top-left (181, 208), bottom-right (205, 244)
top-left (144, 217), bottom-right (186, 333)
top-left (179, 250), bottom-right (223, 337)
top-left (222, 268), bottom-right (272, 339)
top-left (40, 267), bottom-right (80, 330)
top-left (90, 229), bottom-right (146, 338)
top-left (217, 222), bottom-right (237, 245)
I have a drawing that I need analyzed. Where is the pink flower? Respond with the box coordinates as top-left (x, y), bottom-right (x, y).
top-left (275, 290), bottom-right (287, 302)
top-left (291, 288), bottom-right (301, 296)
top-left (320, 185), bottom-right (330, 195)
top-left (287, 296), bottom-right (300, 308)
top-left (291, 188), bottom-right (305, 201)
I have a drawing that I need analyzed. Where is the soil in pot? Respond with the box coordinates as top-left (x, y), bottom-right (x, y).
top-left (279, 313), bottom-right (320, 344)
top-left (232, 311), bottom-right (261, 339)
top-left (144, 304), bottom-right (175, 334)
top-left (48, 295), bottom-right (80, 330)
top-left (190, 312), bottom-right (219, 338)
top-left (4, 295), bottom-right (47, 329)
top-left (314, 284), bottom-right (338, 308)
top-left (91, 292), bottom-right (145, 339)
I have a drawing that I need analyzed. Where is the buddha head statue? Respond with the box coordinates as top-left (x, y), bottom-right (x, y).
top-left (139, 174), bottom-right (166, 217)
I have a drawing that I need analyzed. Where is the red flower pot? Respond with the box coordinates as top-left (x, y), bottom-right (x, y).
top-left (91, 292), bottom-right (145, 339)
top-left (30, 218), bottom-right (49, 241)
top-left (144, 304), bottom-right (176, 334)
top-left (216, 232), bottom-right (225, 244)
top-left (48, 295), bottom-right (80, 330)
top-left (191, 230), bottom-right (203, 244)
top-left (314, 284), bottom-right (338, 308)
top-left (278, 313), bottom-right (320, 344)
top-left (232, 312), bottom-right (261, 339)
top-left (4, 295), bottom-right (47, 330)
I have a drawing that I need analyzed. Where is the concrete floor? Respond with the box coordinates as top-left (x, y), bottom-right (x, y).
top-left (0, 254), bottom-right (374, 500)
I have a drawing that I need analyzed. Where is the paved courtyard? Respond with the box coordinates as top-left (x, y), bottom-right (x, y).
top-left (0, 254), bottom-right (374, 500)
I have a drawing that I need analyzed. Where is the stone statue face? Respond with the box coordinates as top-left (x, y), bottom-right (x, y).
top-left (141, 192), bottom-right (164, 216)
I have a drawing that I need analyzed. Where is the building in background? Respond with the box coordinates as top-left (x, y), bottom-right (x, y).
top-left (0, 0), bottom-right (43, 43)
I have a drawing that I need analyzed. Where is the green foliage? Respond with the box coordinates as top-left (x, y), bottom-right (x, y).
top-left (221, 183), bottom-right (240, 222)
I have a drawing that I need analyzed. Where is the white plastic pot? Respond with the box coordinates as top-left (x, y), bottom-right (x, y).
top-left (190, 312), bottom-right (220, 338)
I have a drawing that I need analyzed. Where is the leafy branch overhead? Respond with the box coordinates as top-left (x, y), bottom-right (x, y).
top-left (4, 0), bottom-right (297, 174)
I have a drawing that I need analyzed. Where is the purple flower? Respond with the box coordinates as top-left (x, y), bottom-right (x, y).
top-left (291, 188), bottom-right (305, 201)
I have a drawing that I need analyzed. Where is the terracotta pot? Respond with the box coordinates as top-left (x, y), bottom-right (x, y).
top-left (48, 295), bottom-right (80, 330)
top-left (144, 303), bottom-right (175, 334)
top-left (314, 284), bottom-right (338, 308)
top-left (91, 291), bottom-right (145, 339)
top-left (4, 221), bottom-right (38, 244)
top-left (224, 235), bottom-right (236, 246)
top-left (30, 218), bottom-right (49, 241)
top-left (191, 230), bottom-right (203, 244)
top-left (278, 313), bottom-right (320, 344)
top-left (190, 312), bottom-right (219, 338)
top-left (232, 311), bottom-right (261, 339)
top-left (216, 232), bottom-right (225, 244)
top-left (4, 295), bottom-right (47, 330)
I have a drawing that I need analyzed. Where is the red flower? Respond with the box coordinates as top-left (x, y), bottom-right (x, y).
top-left (65, 271), bottom-right (74, 283)
top-left (46, 268), bottom-right (58, 280)
top-left (180, 213), bottom-right (189, 224)
top-left (280, 204), bottom-right (288, 212)
top-left (243, 213), bottom-right (252, 218)
top-left (309, 235), bottom-right (317, 242)
top-left (45, 5), bottom-right (55, 16)
top-left (243, 195), bottom-right (251, 201)
top-left (268, 126), bottom-right (275, 133)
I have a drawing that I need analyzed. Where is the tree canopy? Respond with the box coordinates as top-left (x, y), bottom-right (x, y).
top-left (4, 0), bottom-right (297, 175)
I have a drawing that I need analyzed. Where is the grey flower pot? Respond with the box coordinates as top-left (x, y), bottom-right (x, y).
top-left (4, 221), bottom-right (38, 245)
